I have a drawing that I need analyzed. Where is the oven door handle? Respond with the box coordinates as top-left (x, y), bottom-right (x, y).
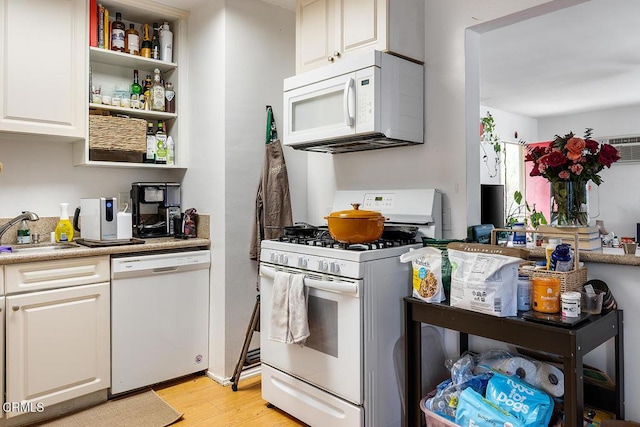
top-left (260, 265), bottom-right (359, 295)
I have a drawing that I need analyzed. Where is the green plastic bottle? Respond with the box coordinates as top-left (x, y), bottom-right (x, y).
top-left (55, 203), bottom-right (74, 242)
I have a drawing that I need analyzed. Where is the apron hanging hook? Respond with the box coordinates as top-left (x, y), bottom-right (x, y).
top-left (266, 105), bottom-right (278, 144)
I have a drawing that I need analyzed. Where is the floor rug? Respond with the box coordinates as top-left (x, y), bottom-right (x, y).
top-left (34, 390), bottom-right (183, 427)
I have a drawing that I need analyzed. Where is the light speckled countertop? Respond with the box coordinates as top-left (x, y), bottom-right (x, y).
top-left (0, 237), bottom-right (211, 265)
top-left (527, 245), bottom-right (640, 266)
top-left (0, 214), bottom-right (211, 265)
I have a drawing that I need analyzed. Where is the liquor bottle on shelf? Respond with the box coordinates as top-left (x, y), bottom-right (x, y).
top-left (140, 24), bottom-right (152, 58)
top-left (130, 70), bottom-right (143, 109)
top-left (143, 74), bottom-right (153, 111)
top-left (150, 68), bottom-right (165, 112)
top-left (145, 121), bottom-right (156, 163)
top-left (164, 81), bottom-right (175, 113)
top-left (166, 136), bottom-right (175, 166)
top-left (155, 121), bottom-right (167, 164)
top-left (151, 23), bottom-right (161, 60)
top-left (111, 12), bottom-right (126, 52)
top-left (125, 24), bottom-right (140, 55)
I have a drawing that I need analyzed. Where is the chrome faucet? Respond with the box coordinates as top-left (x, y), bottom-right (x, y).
top-left (0, 211), bottom-right (40, 242)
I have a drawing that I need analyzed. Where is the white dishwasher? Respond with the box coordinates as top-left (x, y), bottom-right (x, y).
top-left (110, 250), bottom-right (210, 395)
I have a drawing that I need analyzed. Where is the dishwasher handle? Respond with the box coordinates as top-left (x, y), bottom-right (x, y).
top-left (152, 266), bottom-right (179, 274)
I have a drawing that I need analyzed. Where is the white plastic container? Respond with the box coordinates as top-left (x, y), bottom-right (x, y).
top-left (561, 291), bottom-right (581, 317)
top-left (517, 274), bottom-right (532, 311)
top-left (159, 22), bottom-right (173, 63)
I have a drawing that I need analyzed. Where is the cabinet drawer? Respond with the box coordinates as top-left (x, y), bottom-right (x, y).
top-left (5, 256), bottom-right (109, 294)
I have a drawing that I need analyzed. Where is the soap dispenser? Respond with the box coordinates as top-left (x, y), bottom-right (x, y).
top-left (55, 203), bottom-right (74, 243)
top-left (17, 219), bottom-right (31, 244)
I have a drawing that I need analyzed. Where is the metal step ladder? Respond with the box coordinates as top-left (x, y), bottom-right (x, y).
top-left (230, 294), bottom-right (260, 391)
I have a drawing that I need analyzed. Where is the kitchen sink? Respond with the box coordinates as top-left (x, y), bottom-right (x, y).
top-left (8, 243), bottom-right (79, 254)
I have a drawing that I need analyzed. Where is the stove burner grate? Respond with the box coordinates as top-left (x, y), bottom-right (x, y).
top-left (276, 234), bottom-right (416, 251)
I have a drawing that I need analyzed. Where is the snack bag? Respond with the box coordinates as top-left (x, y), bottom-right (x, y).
top-left (400, 246), bottom-right (444, 302)
top-left (455, 387), bottom-right (525, 427)
top-left (448, 249), bottom-right (520, 316)
top-left (485, 371), bottom-right (554, 427)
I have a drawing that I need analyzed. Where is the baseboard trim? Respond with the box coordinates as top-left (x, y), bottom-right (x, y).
top-left (207, 364), bottom-right (262, 386)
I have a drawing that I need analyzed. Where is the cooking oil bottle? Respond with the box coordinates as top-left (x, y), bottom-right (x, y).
top-left (55, 203), bottom-right (74, 242)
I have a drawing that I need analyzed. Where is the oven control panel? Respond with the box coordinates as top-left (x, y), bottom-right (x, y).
top-left (362, 193), bottom-right (395, 210)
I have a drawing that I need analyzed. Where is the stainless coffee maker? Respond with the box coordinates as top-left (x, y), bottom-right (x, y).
top-left (131, 182), bottom-right (181, 237)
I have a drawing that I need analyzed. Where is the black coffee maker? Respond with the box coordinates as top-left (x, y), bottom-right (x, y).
top-left (131, 182), bottom-right (181, 237)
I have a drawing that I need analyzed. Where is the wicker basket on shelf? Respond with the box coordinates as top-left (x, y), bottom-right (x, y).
top-left (491, 228), bottom-right (588, 293)
top-left (89, 114), bottom-right (147, 163)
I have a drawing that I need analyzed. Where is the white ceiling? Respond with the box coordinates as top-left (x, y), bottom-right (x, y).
top-left (481, 0), bottom-right (640, 119)
top-left (152, 0), bottom-right (295, 12)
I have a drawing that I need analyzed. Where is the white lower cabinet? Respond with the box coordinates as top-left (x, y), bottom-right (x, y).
top-left (3, 257), bottom-right (110, 420)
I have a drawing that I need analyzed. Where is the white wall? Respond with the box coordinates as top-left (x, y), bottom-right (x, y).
top-left (184, 0), bottom-right (297, 380)
top-left (585, 263), bottom-right (638, 419)
top-left (183, 0), bottom-right (227, 379)
top-left (0, 139), bottom-right (176, 219)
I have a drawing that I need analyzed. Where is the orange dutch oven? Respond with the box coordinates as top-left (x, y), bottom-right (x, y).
top-left (324, 203), bottom-right (387, 244)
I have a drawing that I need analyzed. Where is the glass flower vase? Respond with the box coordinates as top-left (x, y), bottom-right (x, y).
top-left (550, 181), bottom-right (589, 227)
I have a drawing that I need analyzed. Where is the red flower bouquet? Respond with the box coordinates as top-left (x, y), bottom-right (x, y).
top-left (525, 128), bottom-right (620, 226)
top-left (526, 128), bottom-right (620, 186)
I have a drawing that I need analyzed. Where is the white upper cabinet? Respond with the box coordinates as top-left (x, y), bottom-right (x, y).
top-left (296, 0), bottom-right (425, 74)
top-left (0, 0), bottom-right (87, 141)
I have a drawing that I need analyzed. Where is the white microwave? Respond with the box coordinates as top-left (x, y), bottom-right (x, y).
top-left (282, 51), bottom-right (424, 154)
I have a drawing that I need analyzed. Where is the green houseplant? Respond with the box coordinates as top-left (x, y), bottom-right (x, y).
top-left (506, 190), bottom-right (547, 229)
top-left (480, 112), bottom-right (502, 178)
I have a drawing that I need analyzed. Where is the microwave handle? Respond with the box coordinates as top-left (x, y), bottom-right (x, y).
top-left (343, 78), bottom-right (355, 126)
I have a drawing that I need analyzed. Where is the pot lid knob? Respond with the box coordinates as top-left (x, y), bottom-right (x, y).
top-left (351, 203), bottom-right (361, 210)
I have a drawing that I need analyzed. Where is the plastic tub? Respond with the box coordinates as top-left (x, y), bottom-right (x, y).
top-left (420, 395), bottom-right (458, 427)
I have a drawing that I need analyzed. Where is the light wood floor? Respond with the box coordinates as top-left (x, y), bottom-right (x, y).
top-left (154, 373), bottom-right (308, 426)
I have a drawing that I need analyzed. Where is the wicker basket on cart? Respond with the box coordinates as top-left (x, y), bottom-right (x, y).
top-left (490, 228), bottom-right (588, 293)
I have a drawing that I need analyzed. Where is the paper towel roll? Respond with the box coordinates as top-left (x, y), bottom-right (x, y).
top-left (532, 363), bottom-right (565, 397)
top-left (496, 357), bottom-right (538, 383)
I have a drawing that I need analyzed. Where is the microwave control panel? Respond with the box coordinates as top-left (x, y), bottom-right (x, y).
top-left (356, 68), bottom-right (375, 126)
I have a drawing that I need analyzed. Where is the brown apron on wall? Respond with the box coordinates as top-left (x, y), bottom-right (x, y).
top-left (249, 107), bottom-right (292, 260)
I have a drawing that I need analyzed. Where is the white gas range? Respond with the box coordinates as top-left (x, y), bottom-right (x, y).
top-left (260, 189), bottom-right (441, 427)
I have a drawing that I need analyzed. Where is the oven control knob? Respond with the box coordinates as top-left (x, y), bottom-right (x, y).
top-left (279, 254), bottom-right (289, 264)
top-left (318, 260), bottom-right (328, 271)
top-left (298, 257), bottom-right (308, 268)
top-left (270, 252), bottom-right (277, 263)
top-left (330, 262), bottom-right (340, 274)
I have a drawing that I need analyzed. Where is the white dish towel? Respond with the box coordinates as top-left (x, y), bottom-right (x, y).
top-left (268, 271), bottom-right (310, 346)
